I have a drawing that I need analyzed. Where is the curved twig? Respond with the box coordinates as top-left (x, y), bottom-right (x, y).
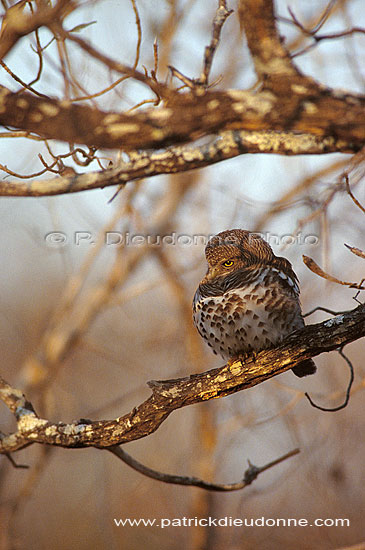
top-left (304, 347), bottom-right (355, 412)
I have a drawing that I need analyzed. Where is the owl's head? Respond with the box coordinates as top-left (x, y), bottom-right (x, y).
top-left (203, 229), bottom-right (275, 281)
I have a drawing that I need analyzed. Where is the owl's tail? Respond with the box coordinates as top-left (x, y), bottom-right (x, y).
top-left (292, 359), bottom-right (316, 377)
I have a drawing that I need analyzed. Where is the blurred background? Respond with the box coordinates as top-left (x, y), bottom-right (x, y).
top-left (0, 0), bottom-right (364, 548)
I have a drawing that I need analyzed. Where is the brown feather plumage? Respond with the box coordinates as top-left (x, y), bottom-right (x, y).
top-left (193, 229), bottom-right (316, 377)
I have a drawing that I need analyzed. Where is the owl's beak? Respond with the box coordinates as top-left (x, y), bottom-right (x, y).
top-left (206, 266), bottom-right (220, 280)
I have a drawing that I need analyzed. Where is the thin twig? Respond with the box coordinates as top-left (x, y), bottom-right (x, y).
top-left (304, 347), bottom-right (354, 412)
top-left (108, 445), bottom-right (299, 491)
top-left (0, 161), bottom-right (58, 179)
top-left (168, 65), bottom-right (196, 89)
top-left (130, 0), bottom-right (142, 70)
top-left (0, 59), bottom-right (49, 98)
top-left (58, 26), bottom-right (168, 98)
top-left (4, 454), bottom-right (29, 469)
top-left (199, 0), bottom-right (233, 87)
top-left (303, 306), bottom-right (346, 318)
top-left (345, 175), bottom-right (365, 214)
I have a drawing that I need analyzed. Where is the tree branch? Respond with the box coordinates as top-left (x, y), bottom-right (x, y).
top-left (0, 0), bottom-right (74, 60)
top-left (198, 0), bottom-right (233, 87)
top-left (238, 0), bottom-right (300, 78)
top-left (1, 304), bottom-right (364, 454)
top-left (0, 79), bottom-right (363, 152)
top-left (0, 0), bottom-right (364, 197)
top-left (0, 130), bottom-right (357, 197)
top-left (108, 445), bottom-right (300, 491)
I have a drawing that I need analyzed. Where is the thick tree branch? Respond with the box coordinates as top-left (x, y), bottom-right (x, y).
top-left (0, 130), bottom-right (356, 197)
top-left (0, 0), bottom-right (364, 149)
top-left (1, 304), bottom-right (364, 454)
top-left (0, 81), bottom-right (363, 152)
top-left (0, 0), bottom-right (74, 60)
top-left (0, 0), bottom-right (364, 198)
top-left (238, 0), bottom-right (300, 78)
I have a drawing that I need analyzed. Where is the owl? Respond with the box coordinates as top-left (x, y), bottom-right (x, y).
top-left (193, 229), bottom-right (316, 377)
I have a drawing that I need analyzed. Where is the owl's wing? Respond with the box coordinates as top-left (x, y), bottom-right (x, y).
top-left (271, 257), bottom-right (300, 296)
top-left (192, 287), bottom-right (202, 312)
top-left (273, 268), bottom-right (300, 297)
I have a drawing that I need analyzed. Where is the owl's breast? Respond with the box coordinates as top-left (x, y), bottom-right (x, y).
top-left (193, 278), bottom-right (303, 360)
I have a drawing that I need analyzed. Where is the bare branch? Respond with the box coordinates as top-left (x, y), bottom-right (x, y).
top-left (345, 175), bottom-right (365, 214)
top-left (279, 6), bottom-right (365, 59)
top-left (0, 0), bottom-right (363, 167)
top-left (198, 1), bottom-right (233, 87)
top-left (344, 244), bottom-right (365, 260)
top-left (108, 445), bottom-right (300, 491)
top-left (0, 79), bottom-right (363, 153)
top-left (1, 304), bottom-right (364, 454)
top-left (0, 0), bottom-right (74, 60)
top-left (303, 255), bottom-right (365, 290)
top-left (0, 130), bottom-right (360, 197)
top-left (0, 59), bottom-right (49, 98)
top-left (303, 306), bottom-right (346, 318)
top-left (238, 0), bottom-right (301, 78)
top-left (56, 27), bottom-right (168, 99)
top-left (4, 453), bottom-right (29, 469)
top-left (304, 347), bottom-right (354, 412)
top-left (168, 65), bottom-right (196, 90)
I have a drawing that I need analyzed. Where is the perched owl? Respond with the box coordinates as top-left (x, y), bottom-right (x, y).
top-left (193, 229), bottom-right (316, 377)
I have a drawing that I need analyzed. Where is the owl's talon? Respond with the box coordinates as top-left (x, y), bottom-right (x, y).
top-left (227, 352), bottom-right (253, 366)
top-left (238, 351), bottom-right (256, 364)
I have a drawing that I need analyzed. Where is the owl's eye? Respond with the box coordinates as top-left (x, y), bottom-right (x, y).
top-left (222, 260), bottom-right (234, 267)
